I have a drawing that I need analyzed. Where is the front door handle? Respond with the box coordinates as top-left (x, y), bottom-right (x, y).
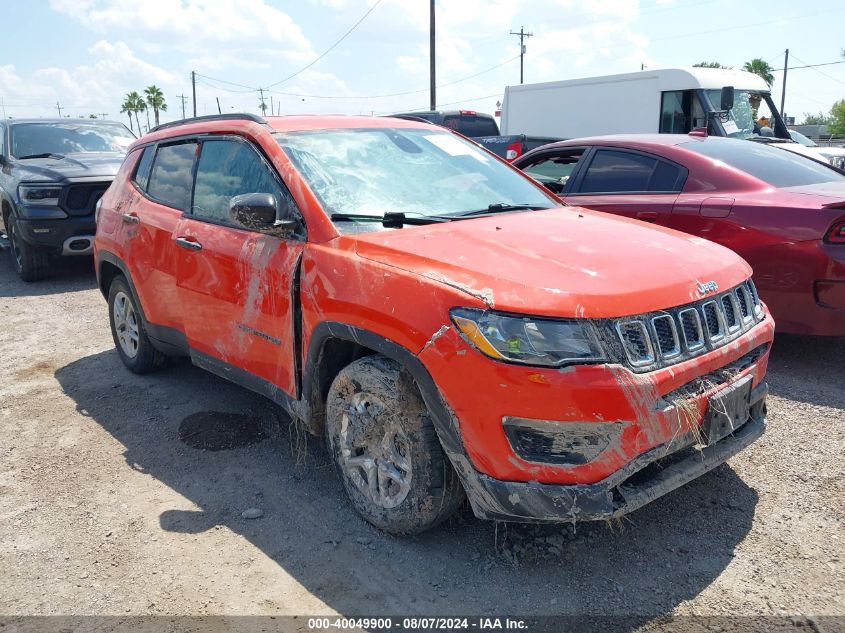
top-left (637, 211), bottom-right (659, 222)
top-left (121, 212), bottom-right (140, 225)
top-left (175, 236), bottom-right (202, 251)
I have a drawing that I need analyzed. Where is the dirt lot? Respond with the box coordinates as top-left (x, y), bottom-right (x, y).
top-left (0, 253), bottom-right (843, 623)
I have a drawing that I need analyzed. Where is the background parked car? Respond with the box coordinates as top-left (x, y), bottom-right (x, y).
top-left (387, 109), bottom-right (559, 161)
top-left (788, 129), bottom-right (845, 171)
top-left (514, 134), bottom-right (845, 337)
top-left (0, 118), bottom-right (135, 281)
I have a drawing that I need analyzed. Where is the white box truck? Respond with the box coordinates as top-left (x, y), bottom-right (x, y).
top-left (500, 67), bottom-right (791, 141)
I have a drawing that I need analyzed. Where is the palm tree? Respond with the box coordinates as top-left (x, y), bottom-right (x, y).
top-left (144, 85), bottom-right (167, 127)
top-left (126, 91), bottom-right (145, 134)
top-left (120, 95), bottom-right (135, 133)
top-left (743, 58), bottom-right (775, 87)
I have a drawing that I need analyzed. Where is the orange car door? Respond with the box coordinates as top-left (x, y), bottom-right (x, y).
top-left (174, 136), bottom-right (305, 397)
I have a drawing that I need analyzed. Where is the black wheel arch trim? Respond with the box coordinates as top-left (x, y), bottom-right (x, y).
top-left (303, 321), bottom-right (469, 462)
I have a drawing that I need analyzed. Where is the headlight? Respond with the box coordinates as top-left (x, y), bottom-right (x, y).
top-left (450, 307), bottom-right (605, 367)
top-left (18, 184), bottom-right (62, 206)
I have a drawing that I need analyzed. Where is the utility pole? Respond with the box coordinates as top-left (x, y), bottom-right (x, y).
top-left (56, 101), bottom-right (63, 117)
top-left (216, 97), bottom-right (222, 114)
top-left (1, 97), bottom-right (7, 120)
top-left (191, 71), bottom-right (197, 117)
top-left (177, 94), bottom-right (187, 119)
top-left (270, 95), bottom-right (274, 117)
top-left (259, 88), bottom-right (267, 115)
top-left (429, 0), bottom-right (436, 111)
top-left (780, 48), bottom-right (789, 121)
top-left (510, 26), bottom-right (533, 84)
top-left (99, 112), bottom-right (108, 119)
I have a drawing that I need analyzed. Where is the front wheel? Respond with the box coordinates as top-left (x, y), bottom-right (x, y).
top-left (7, 214), bottom-right (50, 282)
top-left (108, 275), bottom-right (167, 373)
top-left (326, 355), bottom-right (465, 534)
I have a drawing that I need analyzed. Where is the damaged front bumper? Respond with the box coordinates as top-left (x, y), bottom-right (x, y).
top-left (462, 382), bottom-right (767, 523)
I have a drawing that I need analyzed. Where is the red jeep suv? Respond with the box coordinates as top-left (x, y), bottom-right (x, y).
top-left (94, 114), bottom-right (774, 534)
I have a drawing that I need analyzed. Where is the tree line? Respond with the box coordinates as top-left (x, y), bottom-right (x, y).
top-left (120, 86), bottom-right (167, 135)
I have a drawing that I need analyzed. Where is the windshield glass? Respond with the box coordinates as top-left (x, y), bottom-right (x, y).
top-left (11, 121), bottom-right (135, 158)
top-left (274, 128), bottom-right (554, 219)
top-left (789, 130), bottom-right (817, 147)
top-left (706, 89), bottom-right (782, 140)
top-left (683, 138), bottom-right (845, 188)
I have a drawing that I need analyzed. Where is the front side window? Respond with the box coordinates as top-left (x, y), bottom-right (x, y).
top-left (523, 149), bottom-right (585, 194)
top-left (192, 139), bottom-right (292, 224)
top-left (10, 121), bottom-right (135, 158)
top-left (683, 138), bottom-right (845, 188)
top-left (147, 142), bottom-right (198, 210)
top-left (274, 128), bottom-right (555, 220)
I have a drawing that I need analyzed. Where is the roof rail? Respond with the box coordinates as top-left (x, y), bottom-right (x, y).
top-left (148, 113), bottom-right (267, 134)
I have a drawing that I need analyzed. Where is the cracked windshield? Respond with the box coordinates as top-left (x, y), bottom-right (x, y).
top-left (706, 89), bottom-right (780, 140)
top-left (275, 128), bottom-right (554, 219)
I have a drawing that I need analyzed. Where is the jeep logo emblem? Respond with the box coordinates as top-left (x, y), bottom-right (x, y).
top-left (697, 280), bottom-right (719, 296)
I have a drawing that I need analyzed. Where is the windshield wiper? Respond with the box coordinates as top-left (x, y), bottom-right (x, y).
top-left (16, 153), bottom-right (66, 160)
top-left (330, 212), bottom-right (451, 227)
top-left (452, 202), bottom-right (553, 218)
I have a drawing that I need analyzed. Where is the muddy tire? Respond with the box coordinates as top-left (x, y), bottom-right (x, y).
top-left (108, 275), bottom-right (167, 374)
top-left (8, 214), bottom-right (50, 282)
top-left (326, 355), bottom-right (465, 535)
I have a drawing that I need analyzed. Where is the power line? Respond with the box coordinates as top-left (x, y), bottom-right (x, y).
top-left (266, 0), bottom-right (384, 89)
top-left (265, 55), bottom-right (519, 100)
top-left (774, 55), bottom-right (845, 87)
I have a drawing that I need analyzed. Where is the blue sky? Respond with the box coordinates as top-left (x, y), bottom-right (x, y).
top-left (1, 0), bottom-right (843, 130)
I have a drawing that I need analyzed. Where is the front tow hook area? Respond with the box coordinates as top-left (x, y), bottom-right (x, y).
top-left (61, 235), bottom-right (95, 256)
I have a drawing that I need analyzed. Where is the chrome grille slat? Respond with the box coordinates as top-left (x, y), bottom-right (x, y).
top-left (679, 308), bottom-right (705, 351)
top-left (614, 280), bottom-right (764, 371)
top-left (652, 314), bottom-right (680, 359)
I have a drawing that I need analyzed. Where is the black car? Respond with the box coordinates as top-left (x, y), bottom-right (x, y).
top-left (388, 109), bottom-right (500, 138)
top-left (0, 118), bottom-right (135, 281)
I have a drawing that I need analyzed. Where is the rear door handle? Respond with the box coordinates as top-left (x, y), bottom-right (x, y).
top-left (637, 211), bottom-right (659, 222)
top-left (121, 212), bottom-right (140, 225)
top-left (175, 236), bottom-right (202, 251)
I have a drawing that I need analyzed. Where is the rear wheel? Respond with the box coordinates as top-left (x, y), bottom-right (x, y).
top-left (326, 355), bottom-right (465, 534)
top-left (7, 214), bottom-right (50, 282)
top-left (108, 275), bottom-right (167, 373)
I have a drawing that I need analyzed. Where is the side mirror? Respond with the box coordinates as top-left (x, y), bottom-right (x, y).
top-left (720, 86), bottom-right (735, 112)
top-left (229, 192), bottom-right (296, 238)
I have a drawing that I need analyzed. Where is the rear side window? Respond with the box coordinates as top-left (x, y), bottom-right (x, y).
top-left (683, 138), bottom-right (845, 188)
top-left (577, 149), bottom-right (686, 194)
top-left (443, 115), bottom-right (500, 138)
top-left (132, 146), bottom-right (154, 190)
top-left (147, 141), bottom-right (198, 210)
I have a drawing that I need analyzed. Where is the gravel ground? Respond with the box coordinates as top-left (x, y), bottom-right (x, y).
top-left (0, 253), bottom-right (843, 624)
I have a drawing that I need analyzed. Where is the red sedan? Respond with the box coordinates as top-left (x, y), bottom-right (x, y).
top-left (513, 135), bottom-right (845, 336)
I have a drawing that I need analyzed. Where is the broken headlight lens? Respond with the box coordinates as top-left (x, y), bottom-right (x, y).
top-left (18, 184), bottom-right (62, 206)
top-left (450, 307), bottom-right (606, 367)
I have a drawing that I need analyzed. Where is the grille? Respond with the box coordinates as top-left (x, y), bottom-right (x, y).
top-left (63, 183), bottom-right (110, 217)
top-left (614, 280), bottom-right (764, 371)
